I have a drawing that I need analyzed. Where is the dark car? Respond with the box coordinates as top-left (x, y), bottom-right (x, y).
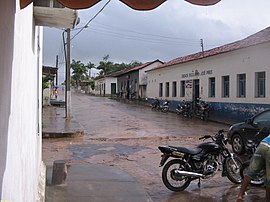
top-left (227, 109), bottom-right (270, 155)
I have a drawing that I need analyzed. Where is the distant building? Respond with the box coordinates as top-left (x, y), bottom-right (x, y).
top-left (117, 60), bottom-right (164, 99)
top-left (147, 27), bottom-right (270, 123)
top-left (93, 73), bottom-right (118, 97)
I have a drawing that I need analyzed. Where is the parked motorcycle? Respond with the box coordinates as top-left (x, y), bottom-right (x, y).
top-left (151, 98), bottom-right (170, 113)
top-left (151, 98), bottom-right (160, 110)
top-left (192, 97), bottom-right (210, 120)
top-left (239, 128), bottom-right (269, 186)
top-left (176, 100), bottom-right (192, 118)
top-left (158, 129), bottom-right (242, 192)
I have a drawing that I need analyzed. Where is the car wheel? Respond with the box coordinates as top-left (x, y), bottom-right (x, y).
top-left (232, 134), bottom-right (245, 155)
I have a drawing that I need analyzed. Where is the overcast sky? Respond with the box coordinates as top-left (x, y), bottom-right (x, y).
top-left (43, 0), bottom-right (270, 82)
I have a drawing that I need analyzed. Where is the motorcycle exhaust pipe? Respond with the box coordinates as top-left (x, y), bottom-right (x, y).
top-left (175, 170), bottom-right (204, 178)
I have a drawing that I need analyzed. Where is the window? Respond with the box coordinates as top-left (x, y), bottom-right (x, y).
top-left (159, 83), bottom-right (163, 97)
top-left (222, 76), bottom-right (230, 97)
top-left (209, 77), bottom-right (215, 98)
top-left (172, 81), bottom-right (177, 97)
top-left (237, 74), bottom-right (246, 98)
top-left (165, 82), bottom-right (169, 97)
top-left (180, 80), bottom-right (185, 97)
top-left (255, 71), bottom-right (265, 98)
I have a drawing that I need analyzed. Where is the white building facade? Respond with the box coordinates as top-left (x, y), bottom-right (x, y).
top-left (94, 76), bottom-right (117, 96)
top-left (0, 0), bottom-right (78, 201)
top-left (147, 27), bottom-right (270, 122)
top-left (0, 1), bottom-right (44, 201)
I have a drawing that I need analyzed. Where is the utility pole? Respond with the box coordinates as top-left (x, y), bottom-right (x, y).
top-left (65, 29), bottom-right (71, 119)
top-left (56, 55), bottom-right (58, 86)
top-left (200, 38), bottom-right (204, 55)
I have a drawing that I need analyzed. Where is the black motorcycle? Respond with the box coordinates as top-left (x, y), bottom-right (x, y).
top-left (151, 98), bottom-right (170, 113)
top-left (158, 130), bottom-right (242, 192)
top-left (193, 97), bottom-right (210, 120)
top-left (151, 98), bottom-right (160, 110)
top-left (176, 100), bottom-right (192, 118)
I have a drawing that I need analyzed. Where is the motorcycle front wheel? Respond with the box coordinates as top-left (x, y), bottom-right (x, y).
top-left (161, 107), bottom-right (169, 113)
top-left (225, 156), bottom-right (242, 184)
top-left (240, 162), bottom-right (264, 186)
top-left (162, 159), bottom-right (191, 192)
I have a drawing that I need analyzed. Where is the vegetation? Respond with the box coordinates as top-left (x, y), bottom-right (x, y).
top-left (70, 60), bottom-right (89, 87)
top-left (42, 75), bottom-right (53, 90)
top-left (70, 55), bottom-right (142, 87)
top-left (96, 54), bottom-right (142, 76)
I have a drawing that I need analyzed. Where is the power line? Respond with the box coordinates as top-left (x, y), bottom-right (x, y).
top-left (92, 21), bottom-right (200, 43)
top-left (86, 28), bottom-right (200, 47)
top-left (71, 0), bottom-right (111, 41)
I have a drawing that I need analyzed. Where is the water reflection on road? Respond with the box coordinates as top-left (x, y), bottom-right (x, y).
top-left (45, 93), bottom-right (266, 201)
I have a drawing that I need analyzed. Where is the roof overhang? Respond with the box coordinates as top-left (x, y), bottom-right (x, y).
top-left (34, 6), bottom-right (78, 29)
top-left (21, 0), bottom-right (221, 10)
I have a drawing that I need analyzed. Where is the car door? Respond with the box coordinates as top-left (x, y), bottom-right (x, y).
top-left (245, 110), bottom-right (270, 142)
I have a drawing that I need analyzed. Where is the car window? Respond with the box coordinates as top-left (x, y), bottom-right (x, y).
top-left (253, 111), bottom-right (270, 126)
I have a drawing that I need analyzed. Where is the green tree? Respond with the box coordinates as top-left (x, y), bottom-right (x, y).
top-left (97, 55), bottom-right (114, 76)
top-left (42, 75), bottom-right (53, 90)
top-left (71, 60), bottom-right (89, 87)
top-left (96, 55), bottom-right (142, 76)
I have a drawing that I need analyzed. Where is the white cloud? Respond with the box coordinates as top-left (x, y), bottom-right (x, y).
top-left (43, 0), bottom-right (270, 83)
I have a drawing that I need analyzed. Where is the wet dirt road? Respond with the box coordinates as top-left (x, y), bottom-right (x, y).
top-left (43, 92), bottom-right (266, 202)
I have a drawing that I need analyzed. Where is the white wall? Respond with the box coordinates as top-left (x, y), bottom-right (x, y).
top-left (105, 77), bottom-right (117, 95)
top-left (0, 1), bottom-right (43, 201)
top-left (139, 61), bottom-right (163, 85)
top-left (147, 42), bottom-right (270, 105)
top-left (94, 77), bottom-right (117, 95)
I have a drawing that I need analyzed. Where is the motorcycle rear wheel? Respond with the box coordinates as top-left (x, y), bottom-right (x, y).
top-left (162, 159), bottom-right (191, 192)
top-left (225, 156), bottom-right (242, 184)
top-left (240, 162), bottom-right (264, 186)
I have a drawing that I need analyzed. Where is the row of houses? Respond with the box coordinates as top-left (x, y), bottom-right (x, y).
top-left (93, 60), bottom-right (164, 99)
top-left (93, 26), bottom-right (270, 122)
top-left (0, 0), bottom-right (224, 201)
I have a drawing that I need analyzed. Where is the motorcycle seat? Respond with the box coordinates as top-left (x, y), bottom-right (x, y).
top-left (169, 146), bottom-right (202, 155)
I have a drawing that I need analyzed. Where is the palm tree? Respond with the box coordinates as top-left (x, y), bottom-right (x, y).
top-left (70, 60), bottom-right (88, 87)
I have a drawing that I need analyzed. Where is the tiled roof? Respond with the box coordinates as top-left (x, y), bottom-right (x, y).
top-left (151, 26), bottom-right (270, 71)
top-left (115, 59), bottom-right (164, 76)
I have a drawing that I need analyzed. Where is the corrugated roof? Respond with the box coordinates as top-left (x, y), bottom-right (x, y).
top-left (151, 26), bottom-right (270, 71)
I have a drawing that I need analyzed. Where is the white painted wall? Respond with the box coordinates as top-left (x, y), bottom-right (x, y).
top-left (147, 42), bottom-right (270, 105)
top-left (139, 61), bottom-right (163, 85)
top-left (0, 1), bottom-right (43, 201)
top-left (94, 77), bottom-right (117, 95)
top-left (105, 77), bottom-right (117, 95)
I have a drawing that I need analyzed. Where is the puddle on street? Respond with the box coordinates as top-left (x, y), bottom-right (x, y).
top-left (43, 93), bottom-right (267, 202)
top-left (69, 143), bottom-right (149, 159)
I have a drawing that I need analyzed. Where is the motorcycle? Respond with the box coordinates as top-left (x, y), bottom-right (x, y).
top-left (151, 98), bottom-right (160, 110)
top-left (158, 129), bottom-right (242, 192)
top-left (193, 97), bottom-right (210, 120)
top-left (176, 100), bottom-right (192, 118)
top-left (239, 128), bottom-right (268, 186)
top-left (151, 98), bottom-right (170, 113)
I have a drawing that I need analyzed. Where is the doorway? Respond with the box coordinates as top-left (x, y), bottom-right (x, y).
top-left (193, 79), bottom-right (200, 101)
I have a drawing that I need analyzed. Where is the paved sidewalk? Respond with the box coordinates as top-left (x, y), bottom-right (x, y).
top-left (45, 164), bottom-right (153, 202)
top-left (42, 95), bottom-right (152, 202)
top-left (42, 105), bottom-right (84, 138)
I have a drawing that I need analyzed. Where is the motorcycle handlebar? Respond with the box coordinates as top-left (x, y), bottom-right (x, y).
top-left (199, 135), bottom-right (211, 140)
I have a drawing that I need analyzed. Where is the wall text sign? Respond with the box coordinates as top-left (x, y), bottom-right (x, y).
top-left (182, 70), bottom-right (213, 78)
